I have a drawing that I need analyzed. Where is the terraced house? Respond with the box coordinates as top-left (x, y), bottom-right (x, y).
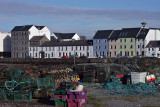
top-left (118, 28), bottom-right (139, 57)
top-left (29, 40), bottom-right (93, 58)
top-left (108, 30), bottom-right (121, 57)
top-left (93, 30), bottom-right (114, 57)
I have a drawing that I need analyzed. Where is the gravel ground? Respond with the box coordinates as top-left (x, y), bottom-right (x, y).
top-left (84, 83), bottom-right (160, 107)
top-left (0, 83), bottom-right (160, 107)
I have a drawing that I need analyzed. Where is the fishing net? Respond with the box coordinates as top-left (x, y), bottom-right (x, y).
top-left (99, 76), bottom-right (157, 95)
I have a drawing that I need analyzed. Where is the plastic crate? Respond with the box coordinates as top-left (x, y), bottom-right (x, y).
top-left (54, 90), bottom-right (67, 95)
top-left (14, 90), bottom-right (32, 101)
top-left (5, 67), bottom-right (21, 78)
top-left (83, 77), bottom-right (94, 83)
top-left (54, 95), bottom-right (68, 99)
top-left (67, 98), bottom-right (87, 107)
top-left (71, 82), bottom-right (79, 89)
top-left (4, 90), bottom-right (14, 100)
top-left (37, 76), bottom-right (55, 89)
top-left (0, 81), bottom-right (5, 88)
top-left (67, 90), bottom-right (87, 99)
top-left (0, 89), bottom-right (7, 100)
top-left (54, 98), bottom-right (67, 107)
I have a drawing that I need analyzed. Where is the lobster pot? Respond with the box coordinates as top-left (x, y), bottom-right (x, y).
top-left (131, 72), bottom-right (147, 84)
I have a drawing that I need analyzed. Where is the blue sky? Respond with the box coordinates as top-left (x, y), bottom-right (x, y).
top-left (1, 0), bottom-right (160, 38)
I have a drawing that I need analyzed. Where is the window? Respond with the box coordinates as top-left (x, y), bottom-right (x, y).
top-left (124, 39), bottom-right (126, 42)
top-left (105, 40), bottom-right (107, 43)
top-left (80, 46), bottom-right (81, 50)
top-left (99, 46), bottom-right (101, 49)
top-left (46, 47), bottom-right (47, 51)
top-left (62, 47), bottom-right (63, 51)
top-left (69, 52), bottom-right (71, 56)
top-left (120, 45), bottom-right (122, 49)
top-left (131, 39), bottom-right (133, 42)
top-left (30, 47), bottom-right (31, 51)
top-left (124, 45), bottom-right (126, 49)
top-left (114, 51), bottom-right (116, 56)
top-left (72, 46), bottom-right (73, 50)
top-left (131, 51), bottom-right (133, 56)
top-left (99, 40), bottom-right (100, 43)
top-left (152, 48), bottom-right (154, 51)
top-left (96, 52), bottom-right (98, 57)
top-left (120, 51), bottom-right (122, 56)
top-left (76, 46), bottom-right (77, 50)
top-left (142, 45), bottom-right (144, 48)
top-left (105, 46), bottom-right (107, 49)
top-left (58, 47), bottom-right (60, 51)
top-left (87, 46), bottom-right (89, 50)
top-left (45, 53), bottom-right (47, 57)
top-left (115, 45), bottom-right (116, 49)
top-left (52, 52), bottom-right (53, 57)
top-left (159, 48), bottom-right (160, 51)
top-left (130, 45), bottom-right (133, 49)
top-left (111, 45), bottom-right (112, 49)
top-left (59, 52), bottom-right (61, 57)
top-left (49, 47), bottom-right (51, 51)
top-left (120, 39), bottom-right (122, 42)
top-left (149, 48), bottom-right (150, 51)
top-left (52, 47), bottom-right (54, 51)
top-left (66, 47), bottom-right (67, 51)
top-left (83, 46), bottom-right (85, 50)
top-left (35, 53), bottom-right (37, 57)
top-left (138, 45), bottom-right (140, 48)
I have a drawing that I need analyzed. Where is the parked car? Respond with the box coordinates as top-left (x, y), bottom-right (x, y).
top-left (121, 55), bottom-right (129, 59)
top-left (133, 55), bottom-right (142, 59)
top-left (69, 55), bottom-right (79, 58)
top-left (79, 56), bottom-right (88, 58)
top-left (61, 56), bottom-right (69, 58)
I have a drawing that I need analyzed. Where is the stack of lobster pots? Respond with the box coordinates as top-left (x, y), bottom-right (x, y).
top-left (53, 82), bottom-right (87, 107)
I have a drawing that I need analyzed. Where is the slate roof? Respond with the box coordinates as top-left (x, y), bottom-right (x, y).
top-left (146, 41), bottom-right (160, 48)
top-left (54, 33), bottom-right (76, 39)
top-left (137, 28), bottom-right (149, 39)
top-left (93, 30), bottom-right (113, 39)
top-left (118, 28), bottom-right (141, 38)
top-left (108, 30), bottom-right (121, 40)
top-left (51, 36), bottom-right (57, 41)
top-left (11, 25), bottom-right (45, 31)
top-left (40, 40), bottom-right (93, 47)
top-left (35, 26), bottom-right (45, 30)
top-left (11, 25), bottom-right (33, 31)
top-left (30, 36), bottom-right (46, 41)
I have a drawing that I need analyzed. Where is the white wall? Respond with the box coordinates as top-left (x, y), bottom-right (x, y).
top-left (29, 45), bottom-right (93, 58)
top-left (144, 29), bottom-right (160, 56)
top-left (136, 39), bottom-right (144, 56)
top-left (72, 34), bottom-right (80, 40)
top-left (146, 47), bottom-right (160, 58)
top-left (39, 26), bottom-right (51, 40)
top-left (0, 32), bottom-right (11, 52)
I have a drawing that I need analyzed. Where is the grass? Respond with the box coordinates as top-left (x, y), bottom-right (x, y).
top-left (87, 94), bottom-right (108, 107)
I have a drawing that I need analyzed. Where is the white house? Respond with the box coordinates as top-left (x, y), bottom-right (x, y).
top-left (0, 32), bottom-right (11, 58)
top-left (29, 40), bottom-right (93, 58)
top-left (51, 33), bottom-right (80, 41)
top-left (136, 28), bottom-right (160, 56)
top-left (11, 25), bottom-right (51, 58)
top-left (146, 40), bottom-right (160, 58)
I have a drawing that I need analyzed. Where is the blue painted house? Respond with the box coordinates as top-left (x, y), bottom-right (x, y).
top-left (93, 30), bottom-right (114, 57)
